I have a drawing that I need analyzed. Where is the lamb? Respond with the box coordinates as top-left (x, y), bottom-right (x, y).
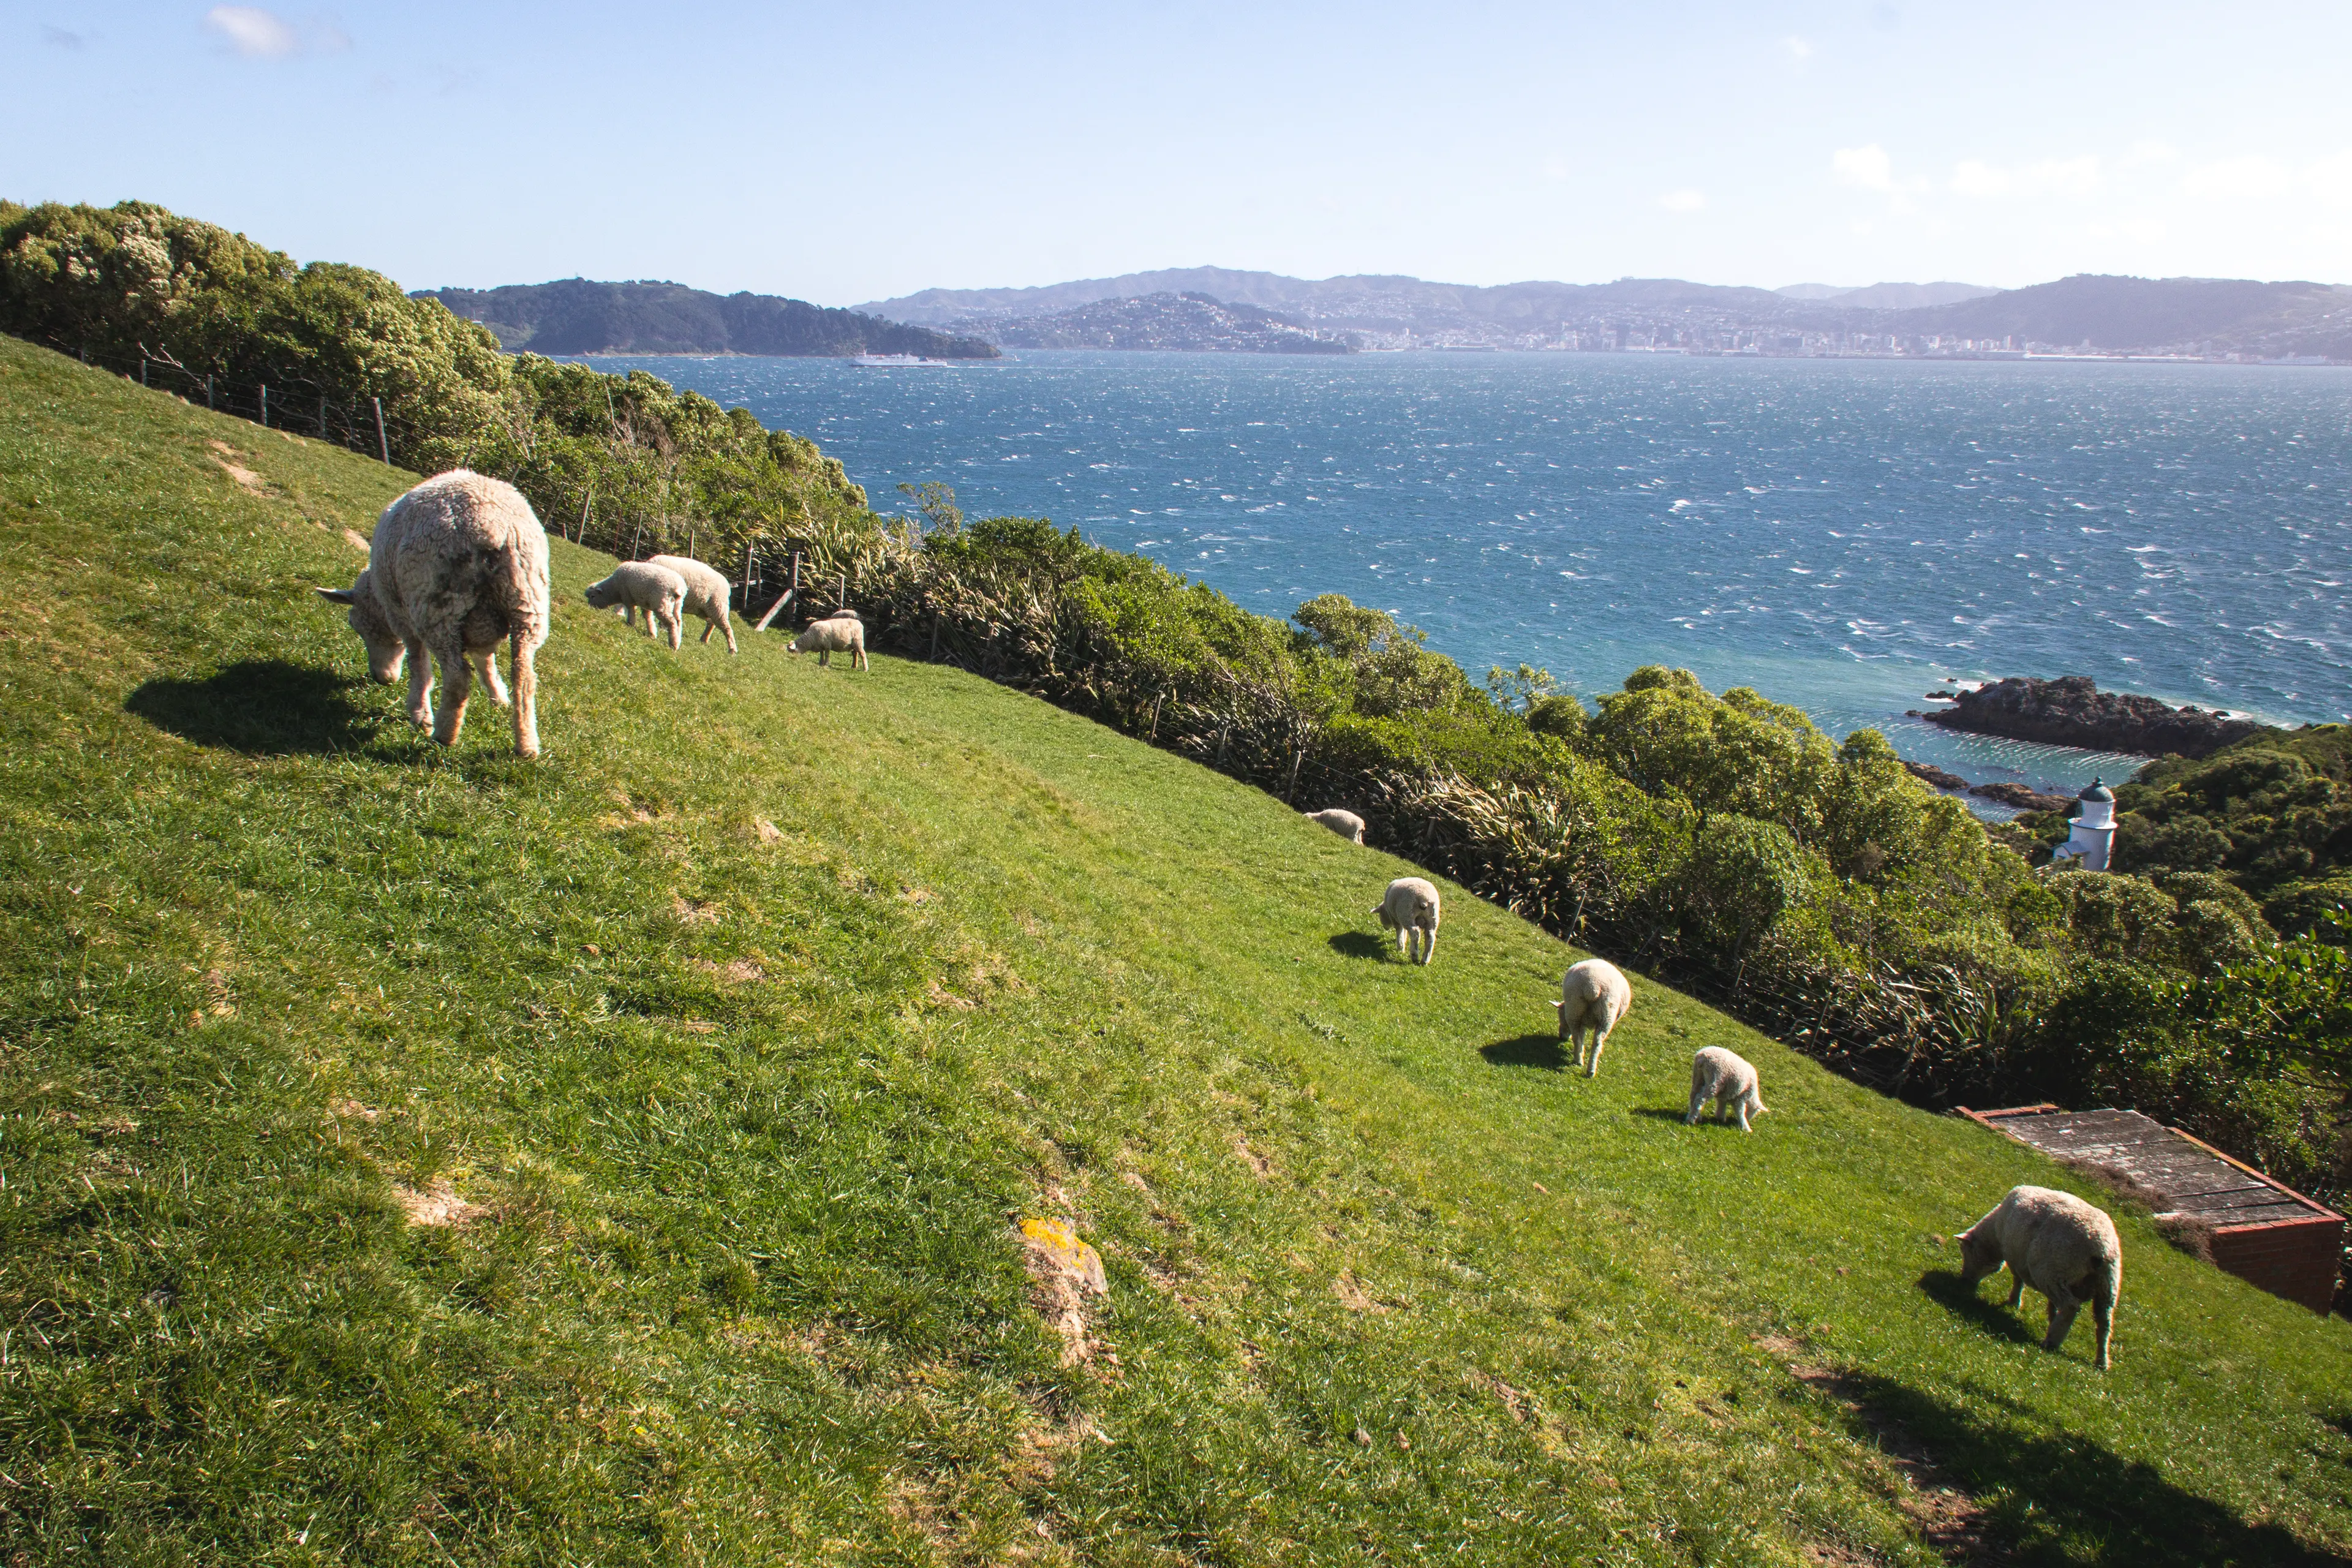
top-left (645, 554), bottom-right (737, 653)
top-left (1959, 1185), bottom-right (2122, 1369)
top-left (317, 469), bottom-right (548, 757)
top-left (584, 561), bottom-right (688, 649)
top-left (789, 615), bottom-right (869, 670)
top-left (1305, 808), bottom-right (1367, 844)
top-left (1555, 958), bottom-right (1632, 1077)
top-left (1373, 877), bottom-right (1441, 965)
top-left (1686, 1046), bottom-right (1767, 1131)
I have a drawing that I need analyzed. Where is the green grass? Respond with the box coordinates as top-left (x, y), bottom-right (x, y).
top-left (3, 332), bottom-right (2350, 1567)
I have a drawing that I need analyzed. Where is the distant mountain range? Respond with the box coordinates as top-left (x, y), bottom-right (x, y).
top-left (859, 268), bottom-right (2352, 360)
top-left (412, 269), bottom-right (2352, 363)
top-left (414, 279), bottom-right (997, 359)
top-left (1773, 281), bottom-right (1999, 308)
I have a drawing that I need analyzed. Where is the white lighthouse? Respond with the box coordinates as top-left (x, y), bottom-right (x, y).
top-left (2050, 780), bottom-right (2117, 873)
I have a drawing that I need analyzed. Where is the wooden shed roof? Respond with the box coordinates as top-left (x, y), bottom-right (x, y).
top-left (1958, 1106), bottom-right (2337, 1231)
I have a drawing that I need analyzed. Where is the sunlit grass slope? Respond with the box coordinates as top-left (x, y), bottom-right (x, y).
top-left (3, 334), bottom-right (2350, 1567)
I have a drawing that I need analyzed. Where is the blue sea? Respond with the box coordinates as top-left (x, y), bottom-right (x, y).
top-left (595, 350), bottom-right (2352, 802)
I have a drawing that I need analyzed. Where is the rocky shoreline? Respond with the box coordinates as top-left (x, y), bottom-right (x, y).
top-left (1914, 674), bottom-right (2264, 760)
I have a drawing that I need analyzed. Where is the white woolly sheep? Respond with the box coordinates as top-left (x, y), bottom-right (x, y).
top-left (1959, 1185), bottom-right (2122, 1369)
top-left (646, 553), bottom-right (737, 653)
top-left (1555, 958), bottom-right (1632, 1077)
top-left (1686, 1046), bottom-right (1767, 1131)
top-left (790, 616), bottom-right (869, 670)
top-left (1373, 877), bottom-right (1441, 965)
top-left (318, 469), bottom-right (549, 757)
top-left (1305, 808), bottom-right (1366, 844)
top-left (584, 561), bottom-right (688, 649)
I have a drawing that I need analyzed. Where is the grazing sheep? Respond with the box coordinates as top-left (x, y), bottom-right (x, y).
top-left (790, 616), bottom-right (869, 670)
top-left (1373, 877), bottom-right (1441, 965)
top-left (1305, 808), bottom-right (1366, 844)
top-left (1686, 1046), bottom-right (1767, 1131)
top-left (646, 554), bottom-right (737, 653)
top-left (1555, 958), bottom-right (1633, 1077)
top-left (1959, 1185), bottom-right (2122, 1369)
top-left (317, 469), bottom-right (548, 757)
top-left (584, 561), bottom-right (688, 649)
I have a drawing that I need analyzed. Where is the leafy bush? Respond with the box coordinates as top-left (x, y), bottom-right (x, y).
top-left (0, 200), bottom-right (867, 576)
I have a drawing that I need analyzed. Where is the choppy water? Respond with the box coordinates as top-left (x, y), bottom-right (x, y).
top-left (597, 350), bottom-right (2352, 802)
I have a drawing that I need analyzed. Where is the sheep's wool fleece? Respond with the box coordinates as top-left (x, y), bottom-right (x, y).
top-left (369, 470), bottom-right (549, 651)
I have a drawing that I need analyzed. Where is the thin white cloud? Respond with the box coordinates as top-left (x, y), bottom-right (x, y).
top-left (1833, 144), bottom-right (1898, 192)
top-left (42, 23), bottom-right (85, 48)
top-left (206, 6), bottom-right (299, 57)
top-left (204, 6), bottom-right (349, 59)
top-left (1951, 159), bottom-right (2007, 197)
top-left (2307, 151), bottom-right (2352, 207)
top-left (1949, 155), bottom-right (2100, 199)
top-left (1782, 36), bottom-right (1814, 62)
top-left (1657, 189), bottom-right (1705, 213)
top-left (2182, 156), bottom-right (2296, 202)
top-left (2122, 140), bottom-right (2177, 170)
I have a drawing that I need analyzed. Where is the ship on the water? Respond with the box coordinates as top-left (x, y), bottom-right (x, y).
top-left (853, 353), bottom-right (957, 368)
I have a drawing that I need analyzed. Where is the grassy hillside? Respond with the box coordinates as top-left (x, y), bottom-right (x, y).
top-left (4, 333), bottom-right (2351, 1566)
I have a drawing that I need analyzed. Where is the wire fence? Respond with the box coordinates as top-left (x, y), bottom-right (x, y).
top-left (56, 341), bottom-right (426, 466)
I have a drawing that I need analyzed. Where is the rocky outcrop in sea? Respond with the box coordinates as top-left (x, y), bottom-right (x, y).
top-left (1921, 675), bottom-right (2264, 759)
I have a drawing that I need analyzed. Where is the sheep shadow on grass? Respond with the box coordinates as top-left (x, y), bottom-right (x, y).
top-left (1825, 1368), bottom-right (2335, 1566)
top-left (1918, 1268), bottom-right (2041, 1349)
top-left (127, 660), bottom-right (383, 756)
top-left (1480, 1034), bottom-right (1569, 1071)
top-left (1327, 931), bottom-right (1391, 961)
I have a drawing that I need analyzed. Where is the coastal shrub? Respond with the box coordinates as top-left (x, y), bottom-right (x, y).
top-left (2266, 876), bottom-right (2352, 940)
top-left (1686, 816), bottom-right (1811, 956)
top-left (0, 199), bottom-right (869, 577)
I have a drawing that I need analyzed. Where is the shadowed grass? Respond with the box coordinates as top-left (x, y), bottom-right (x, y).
top-left (3, 333), bottom-right (2351, 1565)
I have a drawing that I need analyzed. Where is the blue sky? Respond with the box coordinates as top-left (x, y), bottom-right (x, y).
top-left (12, 1), bottom-right (2351, 304)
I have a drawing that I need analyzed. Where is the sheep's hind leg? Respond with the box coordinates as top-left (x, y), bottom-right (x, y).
top-left (399, 638), bottom-right (433, 730)
top-left (1585, 1028), bottom-right (1608, 1078)
top-left (2006, 1275), bottom-right (2026, 1309)
top-left (431, 647), bottom-right (473, 747)
top-left (1418, 926), bottom-right (1436, 965)
top-left (469, 648), bottom-right (510, 707)
top-left (1686, 1089), bottom-right (1706, 1126)
top-left (510, 629), bottom-right (541, 759)
top-left (1734, 1096), bottom-right (1753, 1132)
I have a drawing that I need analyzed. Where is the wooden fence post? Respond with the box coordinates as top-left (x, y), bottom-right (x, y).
top-left (374, 398), bottom-right (390, 463)
top-left (318, 393), bottom-right (328, 441)
top-left (206, 374), bottom-right (215, 410)
top-left (576, 487), bottom-right (594, 543)
top-left (140, 359), bottom-right (149, 387)
top-left (752, 552), bottom-right (804, 633)
top-left (259, 385), bottom-right (268, 428)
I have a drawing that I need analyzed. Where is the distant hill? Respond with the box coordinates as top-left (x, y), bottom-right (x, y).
top-left (955, 292), bottom-right (1351, 353)
top-left (865, 266), bottom-right (2350, 358)
top-left (1907, 274), bottom-right (2352, 356)
top-left (1776, 281), bottom-right (2000, 308)
top-left (415, 278), bottom-right (998, 359)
